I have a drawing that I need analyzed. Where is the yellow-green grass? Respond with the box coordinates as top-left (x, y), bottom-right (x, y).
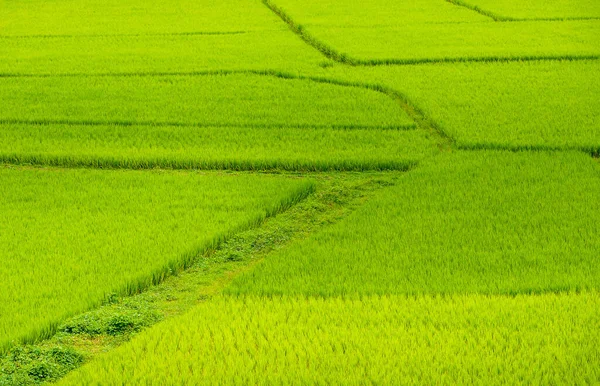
top-left (0, 123), bottom-right (438, 171)
top-left (328, 60), bottom-right (600, 151)
top-left (454, 0), bottom-right (600, 20)
top-left (267, 0), bottom-right (600, 63)
top-left (0, 73), bottom-right (414, 129)
top-left (59, 293), bottom-right (600, 385)
top-left (0, 166), bottom-right (313, 349)
top-left (229, 151), bottom-right (600, 296)
top-left (0, 31), bottom-right (327, 75)
top-left (0, 0), bottom-right (282, 36)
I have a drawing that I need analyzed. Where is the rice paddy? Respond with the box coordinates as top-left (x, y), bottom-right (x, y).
top-left (59, 293), bottom-right (600, 385)
top-left (0, 167), bottom-right (313, 349)
top-left (2, 0), bottom-right (599, 384)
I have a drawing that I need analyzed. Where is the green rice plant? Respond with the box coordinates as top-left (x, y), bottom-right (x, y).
top-left (0, 73), bottom-right (414, 129)
top-left (0, 166), bottom-right (314, 350)
top-left (228, 151), bottom-right (600, 296)
top-left (59, 293), bottom-right (600, 385)
top-left (451, 0), bottom-right (600, 21)
top-left (266, 0), bottom-right (600, 64)
top-left (1, 0), bottom-right (283, 36)
top-left (0, 123), bottom-right (437, 172)
top-left (0, 32), bottom-right (327, 75)
top-left (327, 59), bottom-right (600, 151)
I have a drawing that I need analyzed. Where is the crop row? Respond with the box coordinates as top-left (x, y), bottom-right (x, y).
top-left (228, 151), bottom-right (600, 296)
top-left (0, 167), bottom-right (313, 350)
top-left (59, 293), bottom-right (600, 385)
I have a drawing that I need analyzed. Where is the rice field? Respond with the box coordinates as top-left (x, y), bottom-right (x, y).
top-left (452, 0), bottom-right (600, 20)
top-left (327, 60), bottom-right (600, 152)
top-left (58, 293), bottom-right (600, 385)
top-left (2, 0), bottom-right (599, 384)
top-left (265, 0), bottom-right (600, 64)
top-left (0, 167), bottom-right (313, 349)
top-left (228, 151), bottom-right (600, 296)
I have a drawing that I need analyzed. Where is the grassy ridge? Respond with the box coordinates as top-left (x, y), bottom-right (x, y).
top-left (228, 151), bottom-right (600, 296)
top-left (59, 293), bottom-right (600, 385)
top-left (328, 60), bottom-right (600, 151)
top-left (266, 0), bottom-right (600, 63)
top-left (0, 32), bottom-right (328, 75)
top-left (454, 0), bottom-right (600, 20)
top-left (0, 73), bottom-right (413, 129)
top-left (0, 123), bottom-right (437, 172)
top-left (0, 167), bottom-right (313, 350)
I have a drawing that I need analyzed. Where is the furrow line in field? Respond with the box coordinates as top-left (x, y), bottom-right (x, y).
top-left (445, 0), bottom-right (513, 21)
top-left (261, 0), bottom-right (354, 64)
top-left (0, 119), bottom-right (415, 131)
top-left (0, 31), bottom-right (249, 39)
top-left (457, 142), bottom-right (600, 157)
top-left (445, 0), bottom-right (600, 22)
top-left (0, 154), bottom-right (416, 172)
top-left (350, 54), bottom-right (600, 66)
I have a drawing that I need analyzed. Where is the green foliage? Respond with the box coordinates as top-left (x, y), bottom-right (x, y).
top-left (0, 166), bottom-right (313, 350)
top-left (58, 293), bottom-right (600, 385)
top-left (229, 151), bottom-right (600, 296)
top-left (0, 346), bottom-right (83, 385)
top-left (328, 60), bottom-right (600, 151)
top-left (266, 0), bottom-right (600, 63)
top-left (0, 73), bottom-right (413, 129)
top-left (0, 123), bottom-right (435, 172)
top-left (1, 0), bottom-right (282, 35)
top-left (0, 32), bottom-right (327, 75)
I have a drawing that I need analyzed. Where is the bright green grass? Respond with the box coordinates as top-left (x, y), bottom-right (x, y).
top-left (328, 60), bottom-right (600, 151)
top-left (0, 0), bottom-right (282, 35)
top-left (59, 293), bottom-right (600, 385)
top-left (0, 166), bottom-right (313, 349)
top-left (0, 123), bottom-right (438, 171)
top-left (269, 0), bottom-right (600, 63)
top-left (457, 0), bottom-right (600, 20)
top-left (0, 73), bottom-right (413, 129)
top-left (229, 151), bottom-right (600, 296)
top-left (0, 31), bottom-right (327, 75)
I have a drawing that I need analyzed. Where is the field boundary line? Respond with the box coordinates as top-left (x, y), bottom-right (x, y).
top-left (0, 56), bottom-right (598, 74)
top-left (0, 119), bottom-right (415, 131)
top-left (445, 0), bottom-right (600, 22)
top-left (0, 153), bottom-right (417, 172)
top-left (0, 31), bottom-right (249, 39)
top-left (457, 142), bottom-right (600, 157)
top-left (445, 0), bottom-right (513, 21)
top-left (261, 0), bottom-right (356, 65)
